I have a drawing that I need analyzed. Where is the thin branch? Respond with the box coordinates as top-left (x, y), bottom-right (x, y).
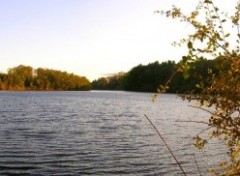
top-left (236, 24), bottom-right (240, 52)
top-left (188, 105), bottom-right (234, 123)
top-left (180, 13), bottom-right (232, 55)
top-left (165, 68), bottom-right (179, 87)
top-left (175, 120), bottom-right (209, 125)
top-left (197, 25), bottom-right (231, 55)
top-left (197, 126), bottom-right (213, 136)
top-left (193, 154), bottom-right (202, 176)
top-left (213, 11), bottom-right (226, 43)
top-left (144, 114), bottom-right (187, 176)
top-left (210, 1), bottom-right (227, 43)
top-left (237, 25), bottom-right (240, 39)
top-left (188, 105), bottom-right (214, 116)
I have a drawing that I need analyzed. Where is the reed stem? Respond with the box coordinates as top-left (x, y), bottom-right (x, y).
top-left (144, 114), bottom-right (187, 176)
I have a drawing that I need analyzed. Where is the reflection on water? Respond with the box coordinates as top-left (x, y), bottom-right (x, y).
top-left (0, 91), bottom-right (227, 175)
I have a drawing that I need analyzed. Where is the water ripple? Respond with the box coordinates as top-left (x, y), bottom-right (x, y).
top-left (0, 91), bottom-right (228, 175)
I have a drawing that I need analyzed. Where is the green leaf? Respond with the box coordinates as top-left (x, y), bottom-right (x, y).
top-left (187, 41), bottom-right (193, 49)
top-left (204, 0), bottom-right (212, 3)
top-left (225, 33), bottom-right (230, 37)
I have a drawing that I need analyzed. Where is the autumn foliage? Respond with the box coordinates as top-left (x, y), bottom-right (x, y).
top-left (158, 0), bottom-right (240, 174)
top-left (0, 65), bottom-right (91, 91)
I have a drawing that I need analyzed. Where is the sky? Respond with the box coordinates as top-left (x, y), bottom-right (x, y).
top-left (0, 0), bottom-right (237, 80)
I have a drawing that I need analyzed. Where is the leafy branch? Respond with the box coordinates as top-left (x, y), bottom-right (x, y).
top-left (155, 0), bottom-right (240, 174)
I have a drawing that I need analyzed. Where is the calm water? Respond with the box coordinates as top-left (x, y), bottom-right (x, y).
top-left (0, 91), bottom-right (227, 176)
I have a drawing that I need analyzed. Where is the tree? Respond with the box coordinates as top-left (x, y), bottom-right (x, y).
top-left (34, 68), bottom-right (91, 91)
top-left (0, 65), bottom-right (91, 91)
top-left (7, 65), bottom-right (34, 90)
top-left (123, 61), bottom-right (176, 92)
top-left (0, 73), bottom-right (8, 90)
top-left (158, 0), bottom-right (240, 175)
top-left (91, 72), bottom-right (125, 90)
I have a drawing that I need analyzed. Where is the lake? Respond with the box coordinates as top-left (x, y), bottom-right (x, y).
top-left (0, 91), bottom-right (228, 176)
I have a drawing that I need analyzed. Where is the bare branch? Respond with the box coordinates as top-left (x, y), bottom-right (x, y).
top-left (197, 126), bottom-right (213, 136)
top-left (188, 105), bottom-right (214, 115)
top-left (175, 120), bottom-right (209, 125)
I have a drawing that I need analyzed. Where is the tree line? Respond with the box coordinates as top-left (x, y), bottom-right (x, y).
top-left (91, 58), bottom-right (221, 93)
top-left (0, 57), bottom-right (225, 92)
top-left (0, 65), bottom-right (91, 91)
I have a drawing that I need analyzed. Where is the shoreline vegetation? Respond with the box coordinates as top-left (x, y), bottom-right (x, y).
top-left (0, 65), bottom-right (91, 91)
top-left (0, 57), bottom-right (223, 93)
top-left (92, 57), bottom-right (224, 93)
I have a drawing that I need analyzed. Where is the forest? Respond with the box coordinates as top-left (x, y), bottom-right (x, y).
top-left (0, 65), bottom-right (91, 91)
top-left (0, 57), bottom-right (225, 92)
top-left (92, 57), bottom-right (222, 93)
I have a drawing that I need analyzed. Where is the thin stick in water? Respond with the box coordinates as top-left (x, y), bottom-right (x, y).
top-left (144, 114), bottom-right (187, 176)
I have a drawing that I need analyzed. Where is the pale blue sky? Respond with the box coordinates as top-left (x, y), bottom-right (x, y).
top-left (0, 0), bottom-right (237, 80)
